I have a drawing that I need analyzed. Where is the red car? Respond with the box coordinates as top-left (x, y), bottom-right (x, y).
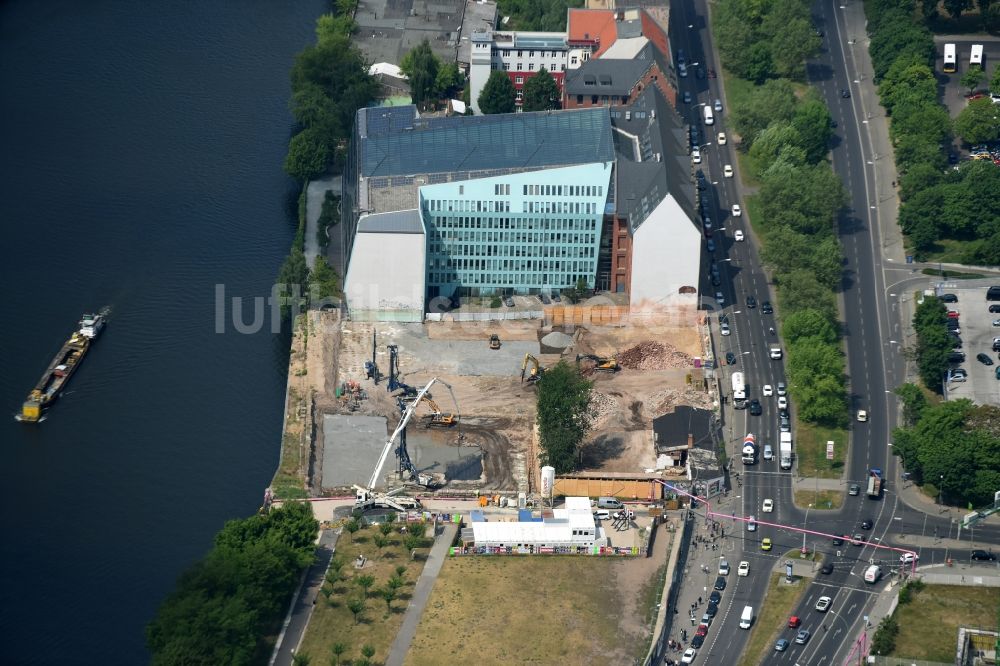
top-left (948, 311), bottom-right (960, 319)
top-left (788, 616), bottom-right (801, 628)
top-left (696, 623), bottom-right (709, 637)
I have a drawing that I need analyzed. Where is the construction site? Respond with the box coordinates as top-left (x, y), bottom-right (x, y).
top-left (283, 305), bottom-right (717, 510)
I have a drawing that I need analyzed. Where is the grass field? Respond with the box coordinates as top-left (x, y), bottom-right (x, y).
top-left (795, 421), bottom-right (848, 478)
top-left (890, 584), bottom-right (1000, 662)
top-left (738, 573), bottom-right (810, 666)
top-left (405, 556), bottom-right (651, 665)
top-left (295, 521), bottom-right (430, 666)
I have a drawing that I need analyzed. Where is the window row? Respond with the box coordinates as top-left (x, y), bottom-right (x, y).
top-left (497, 49), bottom-right (565, 59)
top-left (523, 184), bottom-right (603, 198)
top-left (429, 216), bottom-right (599, 232)
top-left (428, 242), bottom-right (596, 257)
top-left (427, 199), bottom-right (511, 213)
top-left (428, 257), bottom-right (595, 272)
top-left (427, 269), bottom-right (592, 285)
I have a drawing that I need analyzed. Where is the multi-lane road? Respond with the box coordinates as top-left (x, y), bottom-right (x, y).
top-left (673, 0), bottom-right (999, 663)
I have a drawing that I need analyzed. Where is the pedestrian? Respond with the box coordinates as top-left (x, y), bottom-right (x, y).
top-left (698, 596), bottom-right (702, 604)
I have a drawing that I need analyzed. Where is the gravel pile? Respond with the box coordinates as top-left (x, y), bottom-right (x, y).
top-left (586, 391), bottom-right (620, 428)
top-left (647, 386), bottom-right (714, 414)
top-left (617, 341), bottom-right (692, 370)
top-left (540, 331), bottom-right (573, 348)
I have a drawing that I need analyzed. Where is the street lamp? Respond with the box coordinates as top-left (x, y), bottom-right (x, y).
top-left (939, 475), bottom-right (944, 505)
top-left (802, 503), bottom-right (812, 554)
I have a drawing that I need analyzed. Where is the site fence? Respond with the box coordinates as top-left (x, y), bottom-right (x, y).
top-left (425, 310), bottom-right (543, 322)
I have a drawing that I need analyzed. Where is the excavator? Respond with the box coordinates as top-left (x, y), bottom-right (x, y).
top-left (489, 333), bottom-right (501, 350)
top-left (411, 395), bottom-right (458, 427)
top-left (575, 354), bottom-right (620, 372)
top-left (520, 353), bottom-right (543, 383)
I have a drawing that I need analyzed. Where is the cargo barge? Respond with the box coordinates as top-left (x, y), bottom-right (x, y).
top-left (19, 312), bottom-right (106, 423)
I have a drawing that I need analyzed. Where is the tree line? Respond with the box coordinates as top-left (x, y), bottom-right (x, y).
top-left (867, 0), bottom-right (1000, 265)
top-left (146, 502), bottom-right (319, 664)
top-left (715, 0), bottom-right (849, 429)
top-left (910, 295), bottom-right (954, 391)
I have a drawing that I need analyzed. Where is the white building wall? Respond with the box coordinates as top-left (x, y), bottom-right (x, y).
top-left (629, 194), bottom-right (701, 312)
top-left (344, 227), bottom-right (426, 321)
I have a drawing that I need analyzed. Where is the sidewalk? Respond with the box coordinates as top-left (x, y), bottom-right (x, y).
top-left (271, 528), bottom-right (341, 666)
top-left (303, 176), bottom-right (340, 270)
top-left (384, 521), bottom-right (459, 666)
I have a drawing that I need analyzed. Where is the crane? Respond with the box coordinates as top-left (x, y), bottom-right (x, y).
top-left (397, 395), bottom-right (458, 427)
top-left (386, 344), bottom-right (418, 397)
top-left (520, 353), bottom-right (543, 383)
top-left (354, 377), bottom-right (460, 510)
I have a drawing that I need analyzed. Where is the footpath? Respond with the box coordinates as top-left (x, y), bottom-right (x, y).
top-left (384, 521), bottom-right (459, 666)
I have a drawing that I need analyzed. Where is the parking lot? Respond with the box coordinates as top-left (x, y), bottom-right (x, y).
top-left (936, 37), bottom-right (1000, 160)
top-left (942, 284), bottom-right (1000, 405)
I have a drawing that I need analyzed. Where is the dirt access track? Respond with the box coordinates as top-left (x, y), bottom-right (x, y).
top-left (313, 314), bottom-right (711, 496)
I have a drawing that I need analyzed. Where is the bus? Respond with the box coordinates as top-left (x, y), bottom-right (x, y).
top-left (971, 44), bottom-right (983, 67)
top-left (732, 372), bottom-right (747, 409)
top-left (944, 43), bottom-right (957, 73)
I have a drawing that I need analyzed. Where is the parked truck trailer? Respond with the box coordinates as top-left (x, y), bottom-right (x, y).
top-left (779, 431), bottom-right (792, 470)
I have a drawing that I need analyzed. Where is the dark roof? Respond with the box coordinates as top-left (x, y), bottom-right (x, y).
top-left (355, 106), bottom-right (615, 178)
top-left (564, 41), bottom-right (667, 98)
top-left (610, 84), bottom-right (695, 231)
top-left (358, 209), bottom-right (423, 233)
top-left (652, 406), bottom-right (715, 454)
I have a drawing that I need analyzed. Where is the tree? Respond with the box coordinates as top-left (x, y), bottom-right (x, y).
top-left (361, 645), bottom-right (376, 662)
top-left (791, 99), bottom-right (834, 164)
top-left (961, 64), bottom-right (986, 94)
top-left (992, 58), bottom-right (1000, 92)
top-left (379, 521), bottom-right (394, 537)
top-left (344, 517), bottom-right (360, 541)
top-left (354, 574), bottom-right (375, 597)
top-left (310, 257), bottom-right (339, 302)
top-left (395, 565), bottom-right (408, 579)
top-left (731, 79), bottom-right (798, 147)
top-left (765, 15), bottom-right (821, 80)
top-left (782, 309), bottom-right (839, 345)
top-left (330, 642), bottom-right (348, 666)
top-left (954, 97), bottom-right (1000, 145)
top-left (535, 362), bottom-right (593, 473)
top-left (478, 70), bottom-right (516, 114)
top-left (315, 13), bottom-right (355, 45)
top-left (372, 533), bottom-right (389, 556)
top-left (284, 127), bottom-right (332, 181)
top-left (435, 62), bottom-right (463, 99)
top-left (292, 654), bottom-right (311, 666)
top-left (379, 586), bottom-right (398, 611)
top-left (400, 40), bottom-right (440, 108)
top-left (895, 383), bottom-right (928, 427)
top-left (521, 68), bottom-right (561, 111)
top-left (943, 0), bottom-right (974, 19)
top-left (347, 598), bottom-right (365, 624)
top-left (404, 534), bottom-right (422, 555)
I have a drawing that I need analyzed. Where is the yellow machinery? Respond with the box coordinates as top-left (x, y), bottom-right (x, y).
top-left (415, 395), bottom-right (458, 426)
top-left (576, 354), bottom-right (620, 372)
top-left (489, 334), bottom-right (501, 350)
top-left (521, 353), bottom-right (543, 383)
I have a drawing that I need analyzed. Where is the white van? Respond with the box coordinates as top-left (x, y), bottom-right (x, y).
top-left (740, 605), bottom-right (754, 629)
top-left (704, 106), bottom-right (715, 126)
top-left (597, 496), bottom-right (623, 509)
top-left (864, 565), bottom-right (882, 584)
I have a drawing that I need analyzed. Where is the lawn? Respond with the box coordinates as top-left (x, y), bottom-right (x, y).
top-left (295, 520), bottom-right (431, 666)
top-left (890, 584), bottom-right (1000, 662)
top-left (795, 421), bottom-right (847, 478)
top-left (793, 489), bottom-right (844, 510)
top-left (738, 573), bottom-right (810, 666)
top-left (405, 556), bottom-right (650, 665)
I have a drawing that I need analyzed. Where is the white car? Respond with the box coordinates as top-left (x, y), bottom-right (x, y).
top-left (681, 648), bottom-right (697, 664)
top-left (900, 552), bottom-right (920, 564)
top-left (763, 384), bottom-right (773, 396)
top-left (721, 322), bottom-right (731, 336)
top-left (747, 515), bottom-right (757, 531)
top-left (692, 148), bottom-right (702, 164)
top-left (732, 204), bottom-right (742, 217)
top-left (763, 498), bottom-right (774, 513)
top-left (718, 132), bottom-right (727, 145)
top-left (716, 291), bottom-right (725, 305)
top-left (857, 410), bottom-right (867, 422)
top-left (815, 596), bottom-right (832, 612)
top-left (734, 230), bottom-right (745, 241)
top-left (737, 560), bottom-right (750, 577)
top-left (777, 396), bottom-right (788, 409)
top-left (719, 558), bottom-right (730, 575)
top-left (724, 164), bottom-right (734, 178)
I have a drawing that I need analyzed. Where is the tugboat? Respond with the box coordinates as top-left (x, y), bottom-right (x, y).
top-left (18, 310), bottom-right (107, 423)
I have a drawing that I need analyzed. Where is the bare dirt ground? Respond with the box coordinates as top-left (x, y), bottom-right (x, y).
top-left (309, 315), bottom-right (713, 495)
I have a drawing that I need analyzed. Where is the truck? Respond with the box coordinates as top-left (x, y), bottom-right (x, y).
top-left (779, 431), bottom-right (793, 470)
top-left (769, 345), bottom-right (782, 360)
top-left (867, 468), bottom-right (883, 498)
top-left (732, 372), bottom-right (746, 409)
top-left (741, 433), bottom-right (757, 465)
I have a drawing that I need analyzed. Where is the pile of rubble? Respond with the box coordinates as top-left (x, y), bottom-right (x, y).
top-left (617, 341), bottom-right (692, 371)
top-left (586, 391), bottom-right (620, 429)
top-left (646, 386), bottom-right (714, 415)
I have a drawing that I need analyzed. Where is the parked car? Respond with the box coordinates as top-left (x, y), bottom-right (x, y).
top-left (726, 351), bottom-right (737, 365)
top-left (719, 558), bottom-right (730, 576)
top-left (990, 305), bottom-right (1000, 313)
top-left (706, 600), bottom-right (719, 616)
top-left (681, 648), bottom-right (697, 664)
top-left (777, 396), bottom-right (788, 410)
top-left (941, 293), bottom-right (958, 303)
top-left (690, 634), bottom-right (704, 649)
top-left (977, 353), bottom-right (994, 366)
top-left (720, 322), bottom-right (731, 336)
top-left (971, 550), bottom-right (997, 561)
top-left (709, 590), bottom-right (722, 604)
top-left (696, 622), bottom-right (709, 636)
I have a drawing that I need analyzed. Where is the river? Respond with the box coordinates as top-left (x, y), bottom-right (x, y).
top-left (0, 1), bottom-right (325, 662)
